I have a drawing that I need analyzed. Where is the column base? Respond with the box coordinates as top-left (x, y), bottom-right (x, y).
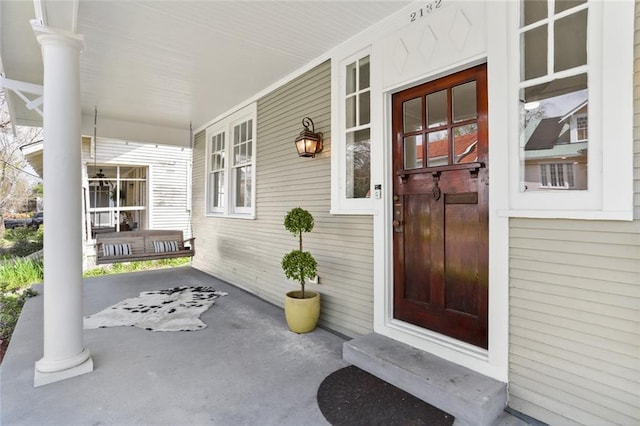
top-left (34, 351), bottom-right (93, 387)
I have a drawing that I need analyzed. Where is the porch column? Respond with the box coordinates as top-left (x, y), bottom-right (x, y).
top-left (32, 25), bottom-right (93, 387)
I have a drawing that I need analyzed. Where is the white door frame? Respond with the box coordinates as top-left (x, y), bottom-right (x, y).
top-left (367, 1), bottom-right (510, 382)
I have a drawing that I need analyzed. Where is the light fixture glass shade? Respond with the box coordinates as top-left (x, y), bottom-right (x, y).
top-left (295, 117), bottom-right (323, 157)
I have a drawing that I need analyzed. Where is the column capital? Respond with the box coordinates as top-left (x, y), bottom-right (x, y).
top-left (31, 20), bottom-right (84, 51)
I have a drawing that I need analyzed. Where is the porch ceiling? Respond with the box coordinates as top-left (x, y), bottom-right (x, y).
top-left (1, 1), bottom-right (409, 131)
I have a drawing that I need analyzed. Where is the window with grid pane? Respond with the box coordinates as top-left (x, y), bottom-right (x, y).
top-left (205, 103), bottom-right (256, 218)
top-left (232, 119), bottom-right (253, 210)
top-left (345, 55), bottom-right (371, 199)
top-left (519, 0), bottom-right (588, 192)
top-left (207, 132), bottom-right (225, 212)
top-left (576, 115), bottom-right (588, 141)
top-left (539, 163), bottom-right (575, 189)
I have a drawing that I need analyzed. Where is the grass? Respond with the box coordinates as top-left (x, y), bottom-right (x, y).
top-left (0, 258), bottom-right (44, 292)
top-left (0, 288), bottom-right (37, 345)
top-left (0, 257), bottom-right (42, 361)
top-left (1, 226), bottom-right (43, 259)
top-left (83, 257), bottom-right (190, 277)
top-left (0, 225), bottom-right (44, 361)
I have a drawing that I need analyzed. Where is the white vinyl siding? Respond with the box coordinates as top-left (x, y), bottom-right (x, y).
top-left (191, 60), bottom-right (375, 337)
top-left (83, 138), bottom-right (192, 238)
top-left (192, 131), bottom-right (207, 217)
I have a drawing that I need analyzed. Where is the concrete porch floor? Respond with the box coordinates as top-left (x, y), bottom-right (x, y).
top-left (1, 267), bottom-right (348, 425)
top-left (1, 266), bottom-right (529, 426)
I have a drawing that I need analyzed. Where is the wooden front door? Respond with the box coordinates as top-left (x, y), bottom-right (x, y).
top-left (392, 64), bottom-right (488, 349)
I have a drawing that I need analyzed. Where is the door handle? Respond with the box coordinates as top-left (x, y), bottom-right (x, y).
top-left (393, 194), bottom-right (403, 233)
top-left (432, 180), bottom-right (441, 201)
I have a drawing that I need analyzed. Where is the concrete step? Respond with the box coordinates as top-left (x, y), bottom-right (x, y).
top-left (343, 333), bottom-right (507, 426)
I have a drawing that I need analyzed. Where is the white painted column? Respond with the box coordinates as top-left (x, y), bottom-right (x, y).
top-left (33, 25), bottom-right (93, 387)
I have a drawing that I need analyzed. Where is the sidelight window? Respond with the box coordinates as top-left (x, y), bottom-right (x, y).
top-left (332, 49), bottom-right (373, 214)
top-left (345, 55), bottom-right (371, 200)
top-left (507, 0), bottom-right (633, 219)
top-left (519, 0), bottom-right (588, 192)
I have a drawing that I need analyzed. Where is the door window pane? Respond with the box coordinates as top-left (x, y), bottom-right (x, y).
top-left (404, 135), bottom-right (423, 169)
top-left (346, 129), bottom-right (371, 198)
top-left (454, 124), bottom-right (478, 164)
top-left (452, 81), bottom-right (477, 123)
top-left (427, 130), bottom-right (448, 167)
top-left (426, 90), bottom-right (447, 128)
top-left (403, 98), bottom-right (422, 133)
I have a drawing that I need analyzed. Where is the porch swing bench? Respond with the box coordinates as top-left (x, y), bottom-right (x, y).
top-left (96, 230), bottom-right (195, 265)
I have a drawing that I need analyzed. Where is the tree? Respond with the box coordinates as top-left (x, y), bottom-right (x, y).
top-left (0, 92), bottom-right (43, 229)
top-left (32, 182), bottom-right (43, 198)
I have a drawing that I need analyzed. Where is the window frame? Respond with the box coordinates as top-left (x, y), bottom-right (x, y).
top-left (331, 48), bottom-right (375, 215)
top-left (204, 103), bottom-right (257, 219)
top-left (504, 0), bottom-right (634, 220)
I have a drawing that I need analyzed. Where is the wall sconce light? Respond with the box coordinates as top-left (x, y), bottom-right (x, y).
top-left (295, 117), bottom-right (323, 158)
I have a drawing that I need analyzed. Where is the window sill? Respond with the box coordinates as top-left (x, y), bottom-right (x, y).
top-left (330, 208), bottom-right (375, 216)
top-left (497, 209), bottom-right (633, 221)
top-left (205, 213), bottom-right (256, 220)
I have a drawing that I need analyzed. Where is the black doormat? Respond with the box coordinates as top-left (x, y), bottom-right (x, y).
top-left (317, 366), bottom-right (455, 426)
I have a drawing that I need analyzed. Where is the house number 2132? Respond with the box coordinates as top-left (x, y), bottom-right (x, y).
top-left (410, 0), bottom-right (443, 22)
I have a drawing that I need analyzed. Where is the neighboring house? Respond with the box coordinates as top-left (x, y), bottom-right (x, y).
top-left (21, 136), bottom-right (192, 267)
top-left (524, 98), bottom-right (589, 191)
top-left (1, 1), bottom-right (638, 425)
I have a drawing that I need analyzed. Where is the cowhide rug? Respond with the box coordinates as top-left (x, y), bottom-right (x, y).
top-left (84, 286), bottom-right (227, 332)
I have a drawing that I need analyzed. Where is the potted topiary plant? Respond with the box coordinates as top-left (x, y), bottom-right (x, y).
top-left (281, 207), bottom-right (320, 333)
